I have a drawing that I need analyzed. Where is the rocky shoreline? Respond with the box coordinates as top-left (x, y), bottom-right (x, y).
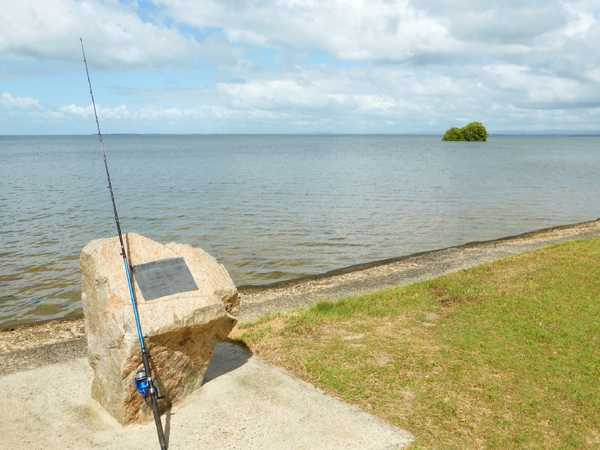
top-left (3, 218), bottom-right (600, 376)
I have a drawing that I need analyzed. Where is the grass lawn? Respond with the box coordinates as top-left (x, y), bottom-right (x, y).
top-left (236, 240), bottom-right (600, 449)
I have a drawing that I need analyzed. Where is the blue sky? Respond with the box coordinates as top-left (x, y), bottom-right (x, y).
top-left (1, 0), bottom-right (600, 134)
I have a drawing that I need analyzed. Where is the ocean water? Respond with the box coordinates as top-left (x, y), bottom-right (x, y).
top-left (1, 134), bottom-right (599, 328)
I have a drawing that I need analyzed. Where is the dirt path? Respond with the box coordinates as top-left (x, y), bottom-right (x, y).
top-left (3, 218), bottom-right (600, 375)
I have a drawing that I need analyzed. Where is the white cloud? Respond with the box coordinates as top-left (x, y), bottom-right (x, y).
top-left (58, 103), bottom-right (194, 120)
top-left (219, 64), bottom-right (467, 108)
top-left (150, 0), bottom-right (600, 116)
top-left (154, 0), bottom-right (599, 67)
top-left (0, 92), bottom-right (41, 110)
top-left (0, 0), bottom-right (228, 67)
top-left (25, 56), bottom-right (600, 132)
top-left (483, 64), bottom-right (600, 109)
top-left (154, 0), bottom-right (460, 62)
top-left (54, 101), bottom-right (278, 122)
top-left (562, 3), bottom-right (596, 37)
top-left (217, 78), bottom-right (401, 113)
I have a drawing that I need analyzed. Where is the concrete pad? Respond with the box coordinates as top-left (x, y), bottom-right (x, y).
top-left (1, 343), bottom-right (413, 449)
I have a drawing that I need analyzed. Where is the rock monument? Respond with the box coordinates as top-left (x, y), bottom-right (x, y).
top-left (80, 233), bottom-right (239, 424)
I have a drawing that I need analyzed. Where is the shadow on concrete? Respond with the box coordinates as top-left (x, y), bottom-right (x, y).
top-left (164, 409), bottom-right (172, 449)
top-left (158, 341), bottom-right (250, 447)
top-left (203, 341), bottom-right (252, 385)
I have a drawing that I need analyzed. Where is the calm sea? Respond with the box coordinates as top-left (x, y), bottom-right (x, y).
top-left (1, 134), bottom-right (599, 328)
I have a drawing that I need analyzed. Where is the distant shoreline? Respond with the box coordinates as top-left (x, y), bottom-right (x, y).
top-left (2, 132), bottom-right (600, 137)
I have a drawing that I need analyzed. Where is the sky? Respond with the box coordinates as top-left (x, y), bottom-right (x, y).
top-left (1, 0), bottom-right (599, 134)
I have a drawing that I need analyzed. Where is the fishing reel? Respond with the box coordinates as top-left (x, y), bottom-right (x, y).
top-left (135, 368), bottom-right (165, 399)
top-left (135, 369), bottom-right (152, 397)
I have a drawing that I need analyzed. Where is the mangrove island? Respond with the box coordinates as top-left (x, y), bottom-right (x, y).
top-left (442, 121), bottom-right (488, 141)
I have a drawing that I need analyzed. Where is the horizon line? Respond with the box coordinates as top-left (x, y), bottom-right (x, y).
top-left (2, 131), bottom-right (600, 137)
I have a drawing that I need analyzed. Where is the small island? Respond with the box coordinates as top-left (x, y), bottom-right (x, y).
top-left (442, 121), bottom-right (488, 141)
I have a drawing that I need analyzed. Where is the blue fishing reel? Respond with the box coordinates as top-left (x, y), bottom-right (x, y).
top-left (135, 369), bottom-right (151, 398)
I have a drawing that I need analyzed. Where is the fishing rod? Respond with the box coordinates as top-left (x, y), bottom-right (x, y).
top-left (80, 38), bottom-right (167, 450)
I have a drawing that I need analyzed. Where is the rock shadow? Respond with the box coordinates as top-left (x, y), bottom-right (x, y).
top-left (203, 341), bottom-right (251, 384)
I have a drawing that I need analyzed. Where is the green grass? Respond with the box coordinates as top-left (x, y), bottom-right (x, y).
top-left (237, 239), bottom-right (600, 449)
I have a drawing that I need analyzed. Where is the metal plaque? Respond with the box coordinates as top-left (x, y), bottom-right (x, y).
top-left (133, 257), bottom-right (198, 301)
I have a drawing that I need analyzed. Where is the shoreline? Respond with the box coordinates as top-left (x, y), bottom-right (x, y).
top-left (238, 216), bottom-right (600, 292)
top-left (2, 217), bottom-right (600, 374)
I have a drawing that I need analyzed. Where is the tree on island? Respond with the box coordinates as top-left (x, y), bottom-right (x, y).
top-left (442, 122), bottom-right (488, 141)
